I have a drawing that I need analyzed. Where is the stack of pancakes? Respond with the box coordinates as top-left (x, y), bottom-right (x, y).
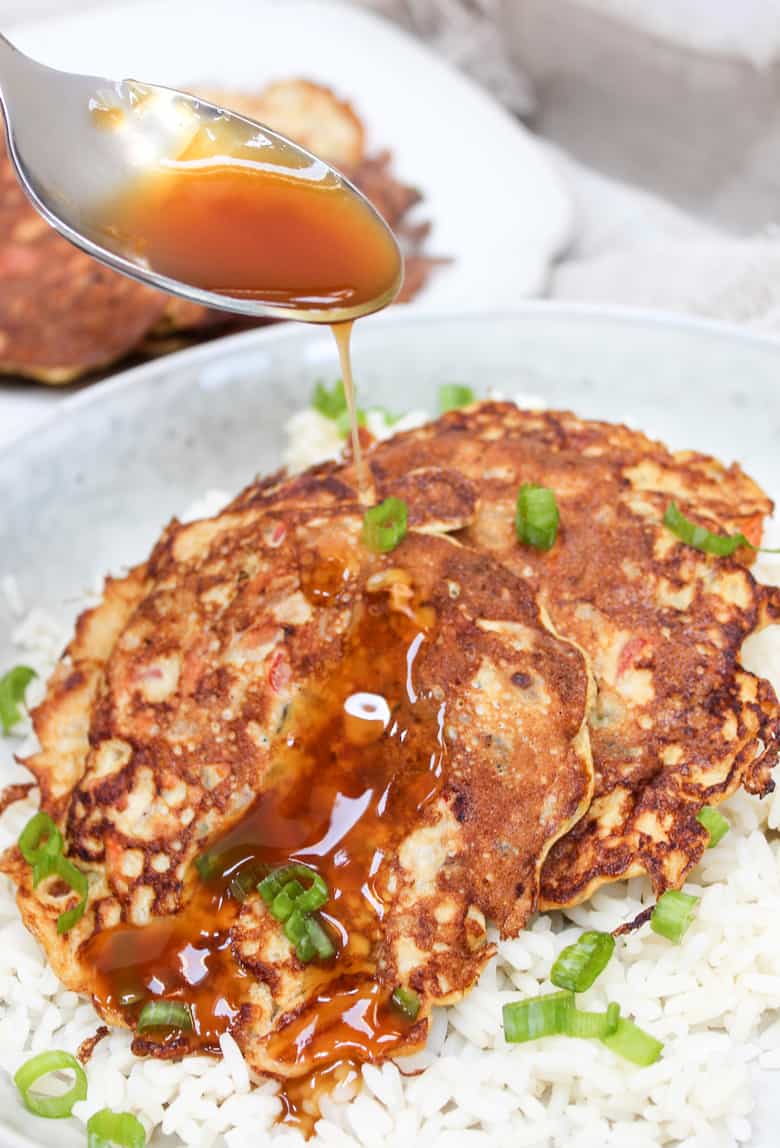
top-left (3, 403), bottom-right (778, 1077)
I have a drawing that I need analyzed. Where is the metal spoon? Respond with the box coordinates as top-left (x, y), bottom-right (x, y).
top-left (0, 33), bottom-right (402, 323)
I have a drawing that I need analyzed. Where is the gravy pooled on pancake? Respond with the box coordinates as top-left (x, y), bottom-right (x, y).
top-left (1, 474), bottom-right (593, 1115)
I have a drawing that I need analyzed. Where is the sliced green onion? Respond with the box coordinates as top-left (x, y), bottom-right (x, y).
top-left (563, 1006), bottom-right (618, 1040)
top-left (551, 931), bottom-right (615, 993)
top-left (19, 811), bottom-right (62, 869)
top-left (194, 847), bottom-right (223, 882)
top-left (504, 994), bottom-right (618, 1043)
top-left (18, 812), bottom-right (87, 934)
top-left (312, 379), bottom-right (347, 420)
top-left (228, 865), bottom-right (267, 902)
top-left (303, 915), bottom-right (335, 961)
top-left (601, 1017), bottom-right (663, 1066)
top-left (283, 907), bottom-right (308, 945)
top-left (87, 1108), bottom-right (146, 1148)
top-left (503, 990), bottom-right (574, 1043)
top-left (259, 866), bottom-right (333, 961)
top-left (258, 867), bottom-right (286, 905)
top-left (284, 911), bottom-right (335, 962)
top-left (515, 484), bottom-right (560, 551)
top-left (0, 665), bottom-right (36, 735)
top-left (663, 502), bottom-right (780, 558)
top-left (697, 805), bottom-right (730, 848)
top-left (272, 879), bottom-right (305, 923)
top-left (651, 889), bottom-right (700, 944)
top-left (136, 1000), bottom-right (193, 1033)
top-left (293, 872), bottom-right (328, 914)
top-left (259, 865), bottom-right (329, 915)
top-left (361, 498), bottom-right (408, 553)
top-left (296, 931), bottom-right (316, 962)
top-left (663, 502), bottom-right (749, 557)
top-left (391, 986), bottom-right (420, 1020)
top-left (14, 1050), bottom-right (87, 1118)
top-left (438, 384), bottom-right (475, 413)
top-left (54, 855), bottom-right (89, 935)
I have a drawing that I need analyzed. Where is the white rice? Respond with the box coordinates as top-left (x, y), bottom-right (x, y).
top-left (1, 400), bottom-right (780, 1148)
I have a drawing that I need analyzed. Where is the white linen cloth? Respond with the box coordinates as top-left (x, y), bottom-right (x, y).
top-left (547, 152), bottom-right (780, 333)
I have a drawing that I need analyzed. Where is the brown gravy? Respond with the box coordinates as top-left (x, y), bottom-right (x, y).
top-left (82, 570), bottom-right (445, 1129)
top-left (99, 115), bottom-right (402, 318)
top-left (96, 112), bottom-right (399, 501)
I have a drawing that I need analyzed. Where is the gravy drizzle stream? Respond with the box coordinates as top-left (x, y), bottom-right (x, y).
top-left (81, 96), bottom-right (407, 1130)
top-left (332, 320), bottom-right (373, 504)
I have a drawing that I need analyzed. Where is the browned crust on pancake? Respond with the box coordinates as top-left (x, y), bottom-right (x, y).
top-left (0, 133), bottom-right (170, 383)
top-left (0, 469), bottom-right (593, 1076)
top-left (334, 402), bottom-right (780, 907)
top-left (0, 782), bottom-right (35, 818)
top-left (77, 1025), bottom-right (109, 1064)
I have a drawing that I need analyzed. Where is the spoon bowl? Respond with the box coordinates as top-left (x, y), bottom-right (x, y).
top-left (0, 33), bottom-right (402, 323)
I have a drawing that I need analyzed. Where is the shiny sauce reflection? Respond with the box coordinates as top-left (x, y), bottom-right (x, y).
top-left (97, 114), bottom-right (402, 318)
top-left (83, 568), bottom-right (445, 1125)
top-left (95, 113), bottom-right (398, 502)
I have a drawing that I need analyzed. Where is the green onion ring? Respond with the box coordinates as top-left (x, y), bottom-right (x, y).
top-left (663, 502), bottom-right (780, 557)
top-left (259, 864), bottom-right (329, 916)
top-left (650, 889), bottom-right (700, 944)
top-left (361, 498), bottom-right (408, 554)
top-left (14, 1050), bottom-right (87, 1118)
top-left (283, 907), bottom-right (309, 945)
top-left (194, 848), bottom-right (221, 882)
top-left (294, 871), bottom-right (329, 915)
top-left (0, 664), bottom-right (37, 735)
top-left (136, 1000), bottom-right (193, 1033)
top-left (87, 1108), bottom-right (146, 1148)
top-left (391, 986), bottom-right (420, 1020)
top-left (54, 855), bottom-right (89, 935)
top-left (272, 879), bottom-right (305, 923)
top-left (551, 930), bottom-right (615, 993)
top-left (438, 384), bottom-right (475, 413)
top-left (606, 1002), bottom-right (621, 1033)
top-left (312, 379), bottom-right (348, 420)
top-left (696, 805), bottom-right (730, 848)
top-left (503, 990), bottom-right (574, 1043)
top-left (19, 811), bottom-right (62, 869)
top-left (515, 484), bottom-right (560, 551)
top-left (296, 931), bottom-right (316, 962)
top-left (601, 1017), bottom-right (663, 1066)
top-left (228, 865), bottom-right (267, 902)
top-left (563, 1005), bottom-right (618, 1040)
top-left (304, 915), bottom-right (335, 960)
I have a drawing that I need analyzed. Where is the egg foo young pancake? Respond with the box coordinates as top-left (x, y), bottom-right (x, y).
top-left (335, 402), bottom-right (780, 909)
top-left (0, 480), bottom-right (593, 1081)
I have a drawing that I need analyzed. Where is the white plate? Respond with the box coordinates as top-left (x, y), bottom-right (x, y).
top-left (0, 0), bottom-right (572, 447)
top-left (2, 305), bottom-right (779, 1148)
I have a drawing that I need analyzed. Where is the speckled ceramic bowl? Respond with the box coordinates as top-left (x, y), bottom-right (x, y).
top-left (1, 304), bottom-right (779, 1148)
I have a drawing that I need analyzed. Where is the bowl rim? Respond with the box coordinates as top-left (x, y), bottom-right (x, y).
top-left (10, 301), bottom-right (780, 456)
